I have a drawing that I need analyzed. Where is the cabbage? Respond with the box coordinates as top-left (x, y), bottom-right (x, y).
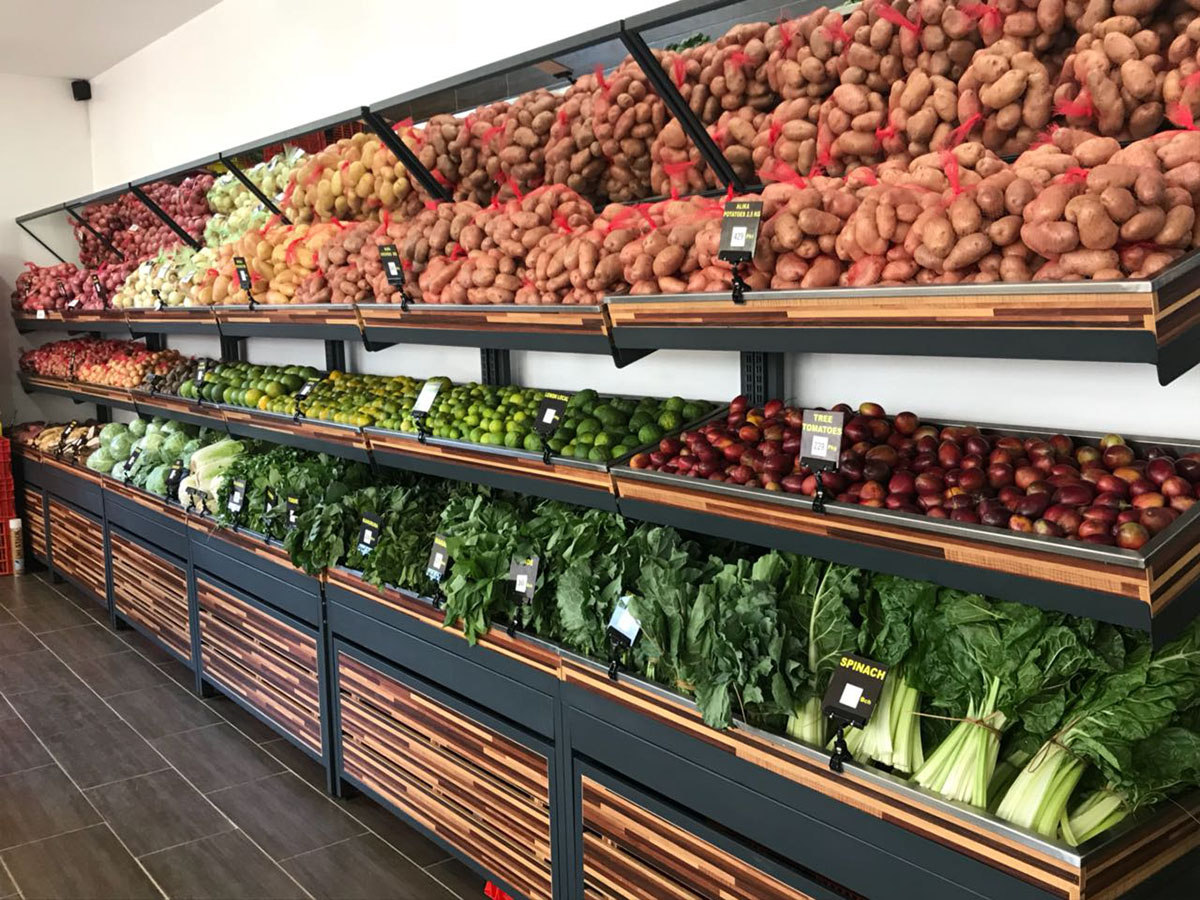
top-left (145, 464), bottom-right (171, 497)
top-left (180, 438), bottom-right (203, 468)
top-left (161, 432), bottom-right (188, 461)
top-left (111, 460), bottom-right (130, 483)
top-left (145, 421), bottom-right (162, 438)
top-left (161, 420), bottom-right (187, 437)
top-left (99, 422), bottom-right (126, 445)
top-left (86, 448), bottom-right (115, 473)
top-left (128, 418), bottom-right (148, 438)
top-left (108, 433), bottom-right (135, 460)
top-left (141, 432), bottom-right (165, 461)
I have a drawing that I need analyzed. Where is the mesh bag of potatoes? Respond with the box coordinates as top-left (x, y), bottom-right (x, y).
top-left (282, 131), bottom-right (423, 224)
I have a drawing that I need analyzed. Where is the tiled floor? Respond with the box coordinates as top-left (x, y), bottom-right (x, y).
top-left (0, 571), bottom-right (485, 900)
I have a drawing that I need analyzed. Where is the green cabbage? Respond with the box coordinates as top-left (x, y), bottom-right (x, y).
top-left (86, 448), bottom-right (115, 473)
top-left (128, 418), bottom-right (148, 438)
top-left (99, 422), bottom-right (126, 445)
top-left (145, 464), bottom-right (171, 497)
top-left (108, 433), bottom-right (135, 460)
top-left (161, 432), bottom-right (188, 461)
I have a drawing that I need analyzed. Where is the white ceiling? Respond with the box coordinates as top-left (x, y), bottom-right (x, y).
top-left (0, 0), bottom-right (221, 79)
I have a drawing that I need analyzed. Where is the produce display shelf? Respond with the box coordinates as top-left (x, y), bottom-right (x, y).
top-left (220, 407), bottom-right (371, 464)
top-left (12, 310), bottom-right (133, 335)
top-left (561, 654), bottom-right (1200, 900)
top-left (18, 373), bottom-right (138, 412)
top-left (613, 421), bottom-right (1200, 646)
top-left (606, 251), bottom-right (1200, 386)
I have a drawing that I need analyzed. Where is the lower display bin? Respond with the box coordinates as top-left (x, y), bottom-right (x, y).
top-left (334, 643), bottom-right (555, 900)
top-left (46, 497), bottom-right (107, 603)
top-left (22, 485), bottom-right (46, 562)
top-left (110, 530), bottom-right (191, 665)
top-left (195, 574), bottom-right (322, 755)
top-left (579, 767), bottom-right (831, 900)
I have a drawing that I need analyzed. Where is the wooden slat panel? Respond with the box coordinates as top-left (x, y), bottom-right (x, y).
top-left (582, 777), bottom-right (815, 900)
top-left (110, 534), bottom-right (190, 661)
top-left (46, 500), bottom-right (106, 599)
top-left (615, 476), bottom-right (1152, 604)
top-left (23, 487), bottom-right (45, 558)
top-left (196, 578), bottom-right (320, 753)
top-left (337, 652), bottom-right (552, 900)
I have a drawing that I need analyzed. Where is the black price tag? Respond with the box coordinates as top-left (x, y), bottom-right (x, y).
top-left (508, 556), bottom-right (539, 601)
top-left (142, 372), bottom-right (162, 394)
top-left (185, 486), bottom-right (208, 514)
top-left (166, 460), bottom-right (185, 496)
top-left (379, 244), bottom-right (404, 287)
top-left (126, 446), bottom-right (143, 471)
top-left (233, 257), bottom-right (252, 292)
top-left (296, 380), bottom-right (318, 401)
top-left (152, 288), bottom-right (165, 311)
top-left (65, 434), bottom-right (87, 458)
top-left (56, 421), bottom-right (77, 455)
top-left (533, 392), bottom-right (571, 438)
top-left (800, 409), bottom-right (845, 472)
top-left (67, 295), bottom-right (81, 310)
top-left (426, 535), bottom-right (449, 582)
top-left (91, 274), bottom-right (106, 301)
top-left (356, 512), bottom-right (382, 556)
top-left (717, 199), bottom-right (763, 265)
top-left (57, 281), bottom-right (69, 301)
top-left (822, 654), bottom-right (889, 728)
top-left (264, 486), bottom-right (278, 515)
top-left (227, 478), bottom-right (246, 515)
top-left (285, 496), bottom-right (300, 530)
top-left (194, 360), bottom-right (208, 387)
top-left (607, 596), bottom-right (641, 648)
top-left (412, 380), bottom-right (441, 416)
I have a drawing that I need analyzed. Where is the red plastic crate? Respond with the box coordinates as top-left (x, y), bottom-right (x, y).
top-left (0, 436), bottom-right (9, 464)
top-left (0, 521), bottom-right (12, 577)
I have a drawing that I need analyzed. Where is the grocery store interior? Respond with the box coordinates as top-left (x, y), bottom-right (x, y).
top-left (3, 0), bottom-right (1200, 898)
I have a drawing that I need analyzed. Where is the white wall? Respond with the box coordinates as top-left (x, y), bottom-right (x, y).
top-left (0, 73), bottom-right (93, 428)
top-left (82, 0), bottom-right (1200, 440)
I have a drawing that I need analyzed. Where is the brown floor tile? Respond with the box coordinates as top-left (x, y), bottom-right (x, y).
top-left (69, 650), bottom-right (170, 698)
top-left (43, 720), bottom-right (169, 790)
top-left (9, 597), bottom-right (94, 634)
top-left (204, 695), bottom-right (282, 745)
top-left (118, 628), bottom-right (175, 664)
top-left (85, 768), bottom-right (233, 857)
top-left (37, 623), bottom-right (128, 664)
top-left (140, 829), bottom-right (308, 899)
top-left (2, 824), bottom-right (159, 899)
top-left (0, 579), bottom-right (64, 610)
top-left (0, 623), bottom-right (43, 657)
top-left (153, 723), bottom-right (285, 794)
top-left (284, 833), bottom-right (457, 900)
top-left (339, 793), bottom-right (451, 868)
top-left (426, 857), bottom-right (488, 899)
top-left (158, 659), bottom-right (195, 690)
top-left (261, 738), bottom-right (326, 790)
top-left (0, 764), bottom-right (101, 849)
top-left (0, 715), bottom-right (52, 777)
top-left (0, 857), bottom-right (14, 896)
top-left (208, 773), bottom-right (364, 860)
top-left (107, 683), bottom-right (222, 740)
top-left (0, 648), bottom-right (82, 695)
top-left (6, 686), bottom-right (119, 739)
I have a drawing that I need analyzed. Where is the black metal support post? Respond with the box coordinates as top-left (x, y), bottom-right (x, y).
top-left (129, 184), bottom-right (201, 250)
top-left (220, 336), bottom-right (244, 362)
top-left (16, 221), bottom-right (68, 265)
top-left (95, 405), bottom-right (112, 424)
top-left (325, 340), bottom-right (347, 373)
top-left (64, 207), bottom-right (124, 261)
top-left (740, 351), bottom-right (785, 407)
top-left (362, 109), bottom-right (453, 203)
top-left (481, 348), bottom-right (512, 386)
top-left (143, 333), bottom-right (168, 353)
top-left (619, 23), bottom-right (744, 193)
top-left (219, 155), bottom-right (289, 222)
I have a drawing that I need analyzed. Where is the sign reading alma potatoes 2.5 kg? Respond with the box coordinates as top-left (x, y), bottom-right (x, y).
top-left (717, 200), bottom-right (763, 265)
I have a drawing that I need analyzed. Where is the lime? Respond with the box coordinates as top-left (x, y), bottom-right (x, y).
top-left (657, 411), bottom-right (681, 431)
top-left (265, 381), bottom-right (284, 399)
top-left (524, 433), bottom-right (543, 453)
top-left (588, 446), bottom-right (610, 463)
top-left (504, 432), bottom-right (520, 448)
top-left (637, 423), bottom-right (663, 444)
top-left (610, 444), bottom-right (629, 458)
top-left (663, 396), bottom-right (685, 413)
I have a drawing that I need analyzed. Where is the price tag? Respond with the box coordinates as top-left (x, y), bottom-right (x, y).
top-left (533, 392), bottom-right (572, 438)
top-left (379, 244), bottom-right (404, 287)
top-left (142, 372), bottom-right (162, 394)
top-left (166, 460), bottom-right (185, 497)
top-left (800, 409), bottom-right (846, 472)
top-left (152, 288), bottom-right (164, 310)
top-left (35, 309), bottom-right (47, 320)
top-left (180, 269), bottom-right (195, 285)
top-left (57, 281), bottom-right (69, 300)
top-left (126, 446), bottom-right (143, 471)
top-left (91, 274), bottom-right (105, 301)
top-left (285, 496), bottom-right (300, 530)
top-left (66, 296), bottom-right (81, 310)
top-left (822, 654), bottom-right (889, 729)
top-left (227, 478), bottom-right (246, 515)
top-left (194, 360), bottom-right (208, 387)
top-left (717, 199), bottom-right (763, 265)
top-left (508, 556), bottom-right (539, 601)
top-left (233, 257), bottom-right (252, 292)
top-left (357, 512), bottom-right (382, 556)
top-left (412, 380), bottom-right (442, 416)
top-left (185, 486), bottom-right (208, 514)
top-left (129, 223), bottom-right (139, 232)
top-left (426, 535), bottom-right (449, 582)
top-left (65, 434), bottom-right (87, 458)
top-left (607, 596), bottom-right (642, 648)
top-left (296, 380), bottom-right (318, 402)
top-left (264, 486), bottom-right (278, 516)
top-left (157, 261), bottom-right (172, 282)
top-left (57, 420), bottom-right (78, 455)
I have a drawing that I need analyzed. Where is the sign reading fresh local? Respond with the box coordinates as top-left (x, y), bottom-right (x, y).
top-left (801, 409), bottom-right (846, 471)
top-left (379, 244), bottom-right (404, 287)
top-left (822, 653), bottom-right (889, 728)
top-left (717, 200), bottom-right (763, 264)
